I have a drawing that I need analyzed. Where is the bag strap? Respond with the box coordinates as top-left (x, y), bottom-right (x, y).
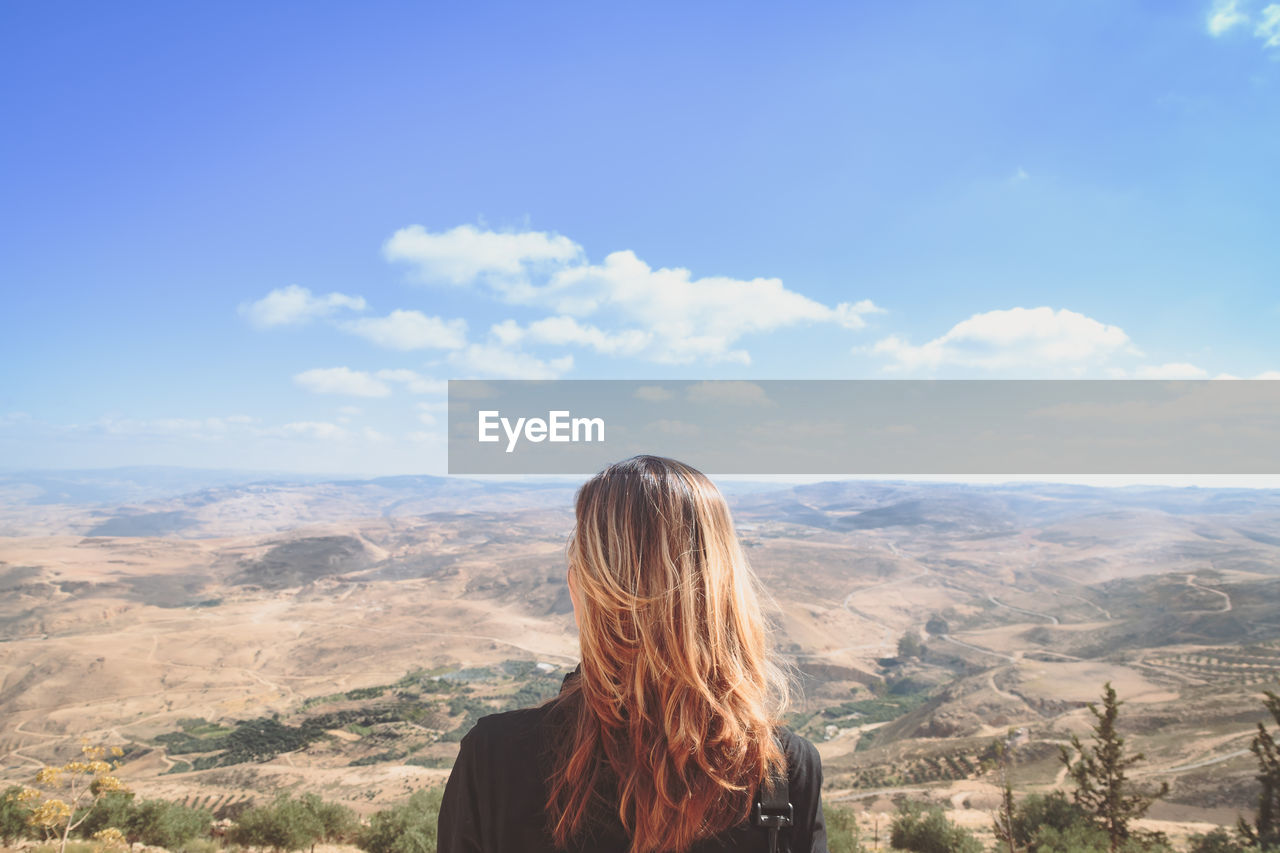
top-left (751, 766), bottom-right (793, 853)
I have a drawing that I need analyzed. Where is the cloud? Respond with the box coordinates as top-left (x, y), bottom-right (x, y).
top-left (294, 367), bottom-right (392, 397)
top-left (1209, 0), bottom-right (1249, 34)
top-left (381, 225), bottom-right (883, 366)
top-left (240, 285), bottom-right (366, 328)
top-left (1205, 0), bottom-right (1280, 48)
top-left (1134, 362), bottom-right (1210, 379)
top-left (872, 306), bottom-right (1135, 373)
top-left (684, 381), bottom-right (774, 407)
top-left (343, 309), bottom-right (468, 350)
top-left (1258, 4), bottom-right (1280, 46)
top-left (481, 250), bottom-right (883, 365)
top-left (375, 369), bottom-right (446, 394)
top-left (539, 250), bottom-right (879, 363)
top-left (271, 421), bottom-right (349, 440)
top-left (489, 316), bottom-right (651, 357)
top-left (447, 344), bottom-right (574, 379)
top-left (384, 224), bottom-right (582, 289)
top-left (634, 386), bottom-right (672, 402)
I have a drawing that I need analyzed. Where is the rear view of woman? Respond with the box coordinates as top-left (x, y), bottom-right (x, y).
top-left (438, 455), bottom-right (828, 852)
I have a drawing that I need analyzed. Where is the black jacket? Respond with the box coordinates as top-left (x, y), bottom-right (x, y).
top-left (436, 689), bottom-right (828, 852)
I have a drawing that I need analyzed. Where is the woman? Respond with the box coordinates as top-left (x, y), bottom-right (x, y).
top-left (438, 455), bottom-right (827, 852)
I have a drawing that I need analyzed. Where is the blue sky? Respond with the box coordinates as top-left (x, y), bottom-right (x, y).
top-left (1, 0), bottom-right (1278, 475)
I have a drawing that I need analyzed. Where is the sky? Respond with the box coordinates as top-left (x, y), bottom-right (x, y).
top-left (1, 0), bottom-right (1278, 476)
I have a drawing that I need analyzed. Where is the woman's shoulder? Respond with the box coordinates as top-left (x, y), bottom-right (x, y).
top-left (776, 725), bottom-right (820, 762)
top-left (773, 726), bottom-right (824, 793)
top-left (462, 702), bottom-right (557, 750)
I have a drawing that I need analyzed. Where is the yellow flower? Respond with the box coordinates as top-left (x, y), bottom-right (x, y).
top-left (29, 799), bottom-right (73, 827)
top-left (35, 767), bottom-right (63, 786)
top-left (92, 827), bottom-right (128, 850)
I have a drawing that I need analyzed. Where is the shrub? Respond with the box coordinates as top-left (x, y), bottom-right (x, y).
top-left (126, 798), bottom-right (212, 849)
top-left (887, 802), bottom-right (982, 853)
top-left (357, 788), bottom-right (444, 853)
top-left (230, 796), bottom-right (323, 853)
top-left (824, 802), bottom-right (866, 853)
top-left (1187, 827), bottom-right (1249, 853)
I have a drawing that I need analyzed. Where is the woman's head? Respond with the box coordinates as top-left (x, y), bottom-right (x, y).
top-left (549, 455), bottom-right (788, 853)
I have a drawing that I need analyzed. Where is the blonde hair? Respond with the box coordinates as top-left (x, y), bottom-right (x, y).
top-left (546, 455), bottom-right (789, 853)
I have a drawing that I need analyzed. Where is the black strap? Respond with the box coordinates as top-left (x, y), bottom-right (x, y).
top-left (751, 768), bottom-right (793, 853)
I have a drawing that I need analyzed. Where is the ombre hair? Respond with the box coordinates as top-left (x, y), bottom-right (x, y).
top-left (545, 455), bottom-right (789, 853)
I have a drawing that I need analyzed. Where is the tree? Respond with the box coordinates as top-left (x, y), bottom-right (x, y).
top-left (1059, 682), bottom-right (1168, 853)
top-left (23, 741), bottom-right (129, 853)
top-left (986, 733), bottom-right (1020, 853)
top-left (72, 790), bottom-right (135, 841)
top-left (1237, 690), bottom-right (1280, 850)
top-left (300, 793), bottom-right (357, 846)
top-left (1, 785), bottom-right (37, 846)
top-left (1011, 791), bottom-right (1090, 851)
top-left (357, 787), bottom-right (444, 853)
top-left (897, 631), bottom-right (924, 660)
top-left (888, 801), bottom-right (983, 853)
top-left (126, 798), bottom-right (213, 849)
top-left (232, 795), bottom-right (324, 853)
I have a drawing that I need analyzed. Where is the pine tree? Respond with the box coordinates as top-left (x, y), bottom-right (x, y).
top-left (987, 733), bottom-right (1018, 853)
top-left (1236, 689), bottom-right (1280, 850)
top-left (1058, 682), bottom-right (1168, 853)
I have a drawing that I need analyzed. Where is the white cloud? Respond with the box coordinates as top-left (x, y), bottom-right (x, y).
top-left (375, 369), bottom-right (446, 394)
top-left (1256, 370), bottom-right (1280, 379)
top-left (503, 250), bottom-right (883, 364)
top-left (240, 285), bottom-right (366, 328)
top-left (832, 299), bottom-right (887, 331)
top-left (490, 316), bottom-right (651, 357)
top-left (684, 381), bottom-right (774, 407)
top-left (383, 224), bottom-right (582, 288)
top-left (342, 310), bottom-right (467, 350)
top-left (294, 367), bottom-right (392, 397)
top-left (381, 225), bottom-right (883, 366)
top-left (634, 386), bottom-right (673, 402)
top-left (872, 307), bottom-right (1135, 373)
top-left (1258, 4), bottom-right (1280, 46)
top-left (1134, 362), bottom-right (1210, 379)
top-left (1209, 0), bottom-right (1249, 34)
top-left (273, 421), bottom-right (349, 440)
top-left (447, 344), bottom-right (574, 379)
top-left (1205, 0), bottom-right (1280, 48)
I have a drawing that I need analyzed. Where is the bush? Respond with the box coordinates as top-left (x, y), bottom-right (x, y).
top-left (299, 793), bottom-right (356, 842)
top-left (126, 798), bottom-right (212, 849)
top-left (824, 802), bottom-right (866, 853)
top-left (1187, 827), bottom-right (1249, 853)
top-left (2, 785), bottom-right (36, 845)
top-left (888, 802), bottom-right (982, 853)
top-left (357, 788), bottom-right (444, 853)
top-left (70, 790), bottom-right (135, 840)
top-left (1012, 791), bottom-right (1089, 850)
top-left (231, 796), bottom-right (323, 853)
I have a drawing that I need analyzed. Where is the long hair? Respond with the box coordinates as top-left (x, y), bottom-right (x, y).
top-left (545, 455), bottom-right (789, 853)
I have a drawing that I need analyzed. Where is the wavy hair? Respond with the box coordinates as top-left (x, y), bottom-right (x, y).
top-left (545, 455), bottom-right (789, 853)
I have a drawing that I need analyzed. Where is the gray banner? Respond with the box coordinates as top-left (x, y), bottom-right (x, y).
top-left (447, 380), bottom-right (1280, 475)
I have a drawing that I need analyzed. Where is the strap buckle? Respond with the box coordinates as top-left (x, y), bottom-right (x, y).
top-left (752, 801), bottom-right (794, 828)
